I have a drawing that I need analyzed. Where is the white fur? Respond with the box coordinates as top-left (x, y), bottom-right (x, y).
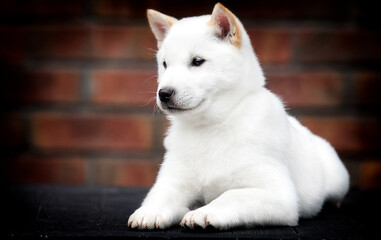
top-left (128, 4), bottom-right (349, 230)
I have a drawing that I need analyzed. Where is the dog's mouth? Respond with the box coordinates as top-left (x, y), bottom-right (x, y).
top-left (161, 100), bottom-right (205, 114)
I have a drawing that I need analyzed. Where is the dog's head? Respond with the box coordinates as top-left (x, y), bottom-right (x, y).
top-left (147, 3), bottom-right (264, 121)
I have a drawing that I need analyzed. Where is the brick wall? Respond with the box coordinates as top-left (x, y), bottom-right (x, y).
top-left (1, 0), bottom-right (380, 188)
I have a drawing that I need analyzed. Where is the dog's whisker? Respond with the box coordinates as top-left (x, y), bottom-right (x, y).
top-left (137, 91), bottom-right (157, 94)
top-left (140, 96), bottom-right (157, 108)
top-left (142, 74), bottom-right (158, 85)
top-left (152, 103), bottom-right (162, 117)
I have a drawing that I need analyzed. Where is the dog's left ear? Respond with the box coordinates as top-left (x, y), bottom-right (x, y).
top-left (209, 3), bottom-right (242, 48)
top-left (147, 9), bottom-right (177, 49)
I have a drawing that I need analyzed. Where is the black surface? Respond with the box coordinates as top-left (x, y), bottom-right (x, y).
top-left (1, 185), bottom-right (380, 239)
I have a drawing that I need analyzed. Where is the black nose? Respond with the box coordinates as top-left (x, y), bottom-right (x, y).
top-left (158, 88), bottom-right (175, 103)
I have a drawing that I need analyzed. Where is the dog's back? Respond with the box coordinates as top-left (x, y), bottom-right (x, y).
top-left (286, 115), bottom-right (349, 217)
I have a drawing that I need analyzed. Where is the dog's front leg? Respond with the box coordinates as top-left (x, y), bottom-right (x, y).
top-left (181, 181), bottom-right (299, 229)
top-left (128, 176), bottom-right (193, 229)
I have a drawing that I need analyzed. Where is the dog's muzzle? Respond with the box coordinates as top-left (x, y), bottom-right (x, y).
top-left (158, 88), bottom-right (204, 113)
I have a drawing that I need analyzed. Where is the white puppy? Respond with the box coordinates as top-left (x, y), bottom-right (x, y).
top-left (128, 3), bottom-right (349, 230)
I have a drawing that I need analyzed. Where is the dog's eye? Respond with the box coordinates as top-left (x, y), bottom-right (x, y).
top-left (191, 57), bottom-right (205, 67)
top-left (163, 61), bottom-right (167, 69)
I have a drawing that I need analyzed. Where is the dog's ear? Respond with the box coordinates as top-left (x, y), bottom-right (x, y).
top-left (209, 3), bottom-right (241, 48)
top-left (147, 9), bottom-right (177, 48)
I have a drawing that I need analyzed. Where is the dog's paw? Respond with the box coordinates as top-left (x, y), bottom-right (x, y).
top-left (180, 207), bottom-right (229, 230)
top-left (128, 207), bottom-right (181, 230)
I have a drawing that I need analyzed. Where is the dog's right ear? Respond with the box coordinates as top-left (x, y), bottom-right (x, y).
top-left (147, 9), bottom-right (177, 49)
top-left (209, 3), bottom-right (242, 48)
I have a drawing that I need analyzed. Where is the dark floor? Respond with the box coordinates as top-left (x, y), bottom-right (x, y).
top-left (1, 185), bottom-right (380, 239)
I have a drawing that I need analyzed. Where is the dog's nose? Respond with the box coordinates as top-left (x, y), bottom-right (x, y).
top-left (158, 88), bottom-right (175, 103)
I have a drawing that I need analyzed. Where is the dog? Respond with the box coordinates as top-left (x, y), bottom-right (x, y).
top-left (128, 3), bottom-right (349, 230)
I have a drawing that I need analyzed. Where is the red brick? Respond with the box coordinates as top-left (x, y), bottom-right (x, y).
top-left (247, 29), bottom-right (291, 64)
top-left (299, 116), bottom-right (381, 152)
top-left (28, 26), bottom-right (156, 60)
top-left (359, 160), bottom-right (381, 189)
top-left (1, 69), bottom-right (80, 104)
top-left (297, 30), bottom-right (381, 62)
top-left (29, 26), bottom-right (91, 58)
top-left (91, 69), bottom-right (157, 106)
top-left (32, 113), bottom-right (153, 151)
top-left (267, 72), bottom-right (343, 107)
top-left (92, 159), bottom-right (160, 187)
top-left (134, 27), bottom-right (158, 59)
top-left (92, 26), bottom-right (132, 59)
top-left (354, 73), bottom-right (381, 106)
top-left (8, 156), bottom-right (85, 185)
top-left (92, 26), bottom-right (156, 59)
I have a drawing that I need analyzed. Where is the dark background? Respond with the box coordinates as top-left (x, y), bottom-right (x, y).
top-left (0, 0), bottom-right (380, 188)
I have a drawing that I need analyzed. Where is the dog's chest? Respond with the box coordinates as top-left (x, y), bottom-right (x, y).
top-left (166, 124), bottom-right (247, 201)
top-left (167, 124), bottom-right (233, 164)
